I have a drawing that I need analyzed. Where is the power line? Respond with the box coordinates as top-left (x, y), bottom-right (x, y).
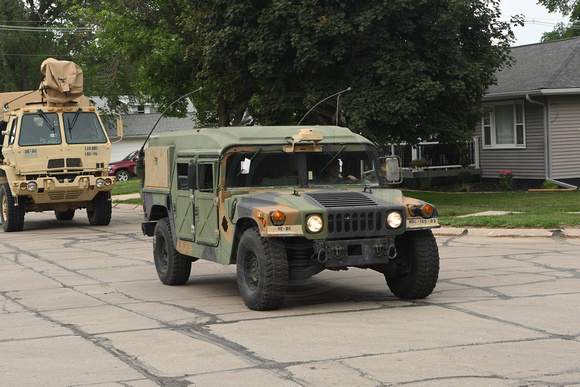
top-left (0, 24), bottom-right (93, 32)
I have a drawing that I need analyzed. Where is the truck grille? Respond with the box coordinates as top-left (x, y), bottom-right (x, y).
top-left (307, 192), bottom-right (386, 238)
top-left (48, 191), bottom-right (83, 201)
top-left (47, 158), bottom-right (83, 169)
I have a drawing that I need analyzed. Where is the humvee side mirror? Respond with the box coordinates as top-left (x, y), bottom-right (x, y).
top-left (381, 156), bottom-right (402, 184)
top-left (188, 163), bottom-right (197, 190)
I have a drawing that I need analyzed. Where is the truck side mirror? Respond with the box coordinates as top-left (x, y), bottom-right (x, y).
top-left (188, 163), bottom-right (197, 190)
top-left (381, 156), bottom-right (402, 184)
top-left (116, 115), bottom-right (124, 139)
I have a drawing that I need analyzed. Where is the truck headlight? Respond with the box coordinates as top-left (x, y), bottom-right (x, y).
top-left (96, 178), bottom-right (105, 188)
top-left (104, 178), bottom-right (113, 186)
top-left (386, 211), bottom-right (403, 229)
top-left (27, 181), bottom-right (38, 191)
top-left (306, 214), bottom-right (323, 233)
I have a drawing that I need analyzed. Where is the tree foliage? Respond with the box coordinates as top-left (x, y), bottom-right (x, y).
top-left (539, 0), bottom-right (580, 41)
top-left (3, 0), bottom-right (516, 145)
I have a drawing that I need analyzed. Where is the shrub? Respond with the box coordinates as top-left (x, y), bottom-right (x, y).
top-left (542, 181), bottom-right (558, 189)
top-left (499, 170), bottom-right (514, 191)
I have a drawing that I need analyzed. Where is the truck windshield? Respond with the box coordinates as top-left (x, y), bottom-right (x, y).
top-left (18, 113), bottom-right (62, 146)
top-left (63, 112), bottom-right (108, 144)
top-left (225, 145), bottom-right (382, 188)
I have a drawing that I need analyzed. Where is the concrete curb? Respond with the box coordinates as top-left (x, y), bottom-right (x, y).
top-left (433, 226), bottom-right (580, 238)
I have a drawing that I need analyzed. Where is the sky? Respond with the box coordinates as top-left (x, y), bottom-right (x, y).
top-left (500, 0), bottom-right (569, 45)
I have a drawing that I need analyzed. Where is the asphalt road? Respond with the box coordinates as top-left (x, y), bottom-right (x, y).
top-left (1, 204), bottom-right (579, 386)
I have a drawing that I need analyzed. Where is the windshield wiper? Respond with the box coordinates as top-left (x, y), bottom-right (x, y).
top-left (67, 108), bottom-right (81, 132)
top-left (320, 145), bottom-right (346, 174)
top-left (37, 110), bottom-right (55, 132)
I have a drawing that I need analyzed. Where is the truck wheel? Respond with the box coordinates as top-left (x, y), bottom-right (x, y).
top-left (55, 209), bottom-right (75, 221)
top-left (115, 169), bottom-right (131, 182)
top-left (153, 218), bottom-right (191, 285)
top-left (386, 230), bottom-right (439, 299)
top-left (236, 227), bottom-right (288, 310)
top-left (1, 183), bottom-right (25, 232)
top-left (87, 191), bottom-right (112, 226)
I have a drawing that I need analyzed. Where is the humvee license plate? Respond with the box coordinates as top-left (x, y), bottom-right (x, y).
top-left (406, 217), bottom-right (439, 228)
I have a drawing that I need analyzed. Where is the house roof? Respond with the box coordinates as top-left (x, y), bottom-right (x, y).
top-left (486, 36), bottom-right (580, 98)
top-left (105, 113), bottom-right (197, 139)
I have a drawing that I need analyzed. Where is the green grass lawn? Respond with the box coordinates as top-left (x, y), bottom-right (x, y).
top-left (403, 190), bottom-right (580, 229)
top-left (111, 178), bottom-right (141, 196)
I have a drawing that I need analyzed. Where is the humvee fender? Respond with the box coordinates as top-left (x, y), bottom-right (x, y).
top-left (139, 126), bottom-right (440, 310)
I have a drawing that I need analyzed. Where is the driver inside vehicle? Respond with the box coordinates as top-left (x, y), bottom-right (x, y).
top-left (320, 159), bottom-right (358, 184)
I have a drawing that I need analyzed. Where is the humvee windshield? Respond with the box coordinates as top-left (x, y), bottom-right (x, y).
top-left (18, 113), bottom-right (61, 146)
top-left (63, 112), bottom-right (108, 144)
top-left (225, 144), bottom-right (382, 188)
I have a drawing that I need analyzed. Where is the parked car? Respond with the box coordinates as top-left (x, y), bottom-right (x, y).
top-left (108, 150), bottom-right (139, 181)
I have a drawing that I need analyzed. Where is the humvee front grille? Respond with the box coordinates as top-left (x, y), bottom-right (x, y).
top-left (307, 193), bottom-right (386, 238)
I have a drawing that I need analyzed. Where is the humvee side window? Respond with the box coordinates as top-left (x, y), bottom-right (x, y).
top-left (19, 113), bottom-right (61, 146)
top-left (176, 163), bottom-right (189, 190)
top-left (197, 163), bottom-right (214, 192)
top-left (63, 112), bottom-right (108, 144)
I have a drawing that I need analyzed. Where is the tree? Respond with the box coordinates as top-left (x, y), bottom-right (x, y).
top-left (538, 0), bottom-right (580, 41)
top-left (72, 0), bottom-right (517, 145)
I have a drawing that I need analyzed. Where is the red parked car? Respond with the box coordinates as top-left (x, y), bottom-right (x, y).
top-left (108, 150), bottom-right (140, 181)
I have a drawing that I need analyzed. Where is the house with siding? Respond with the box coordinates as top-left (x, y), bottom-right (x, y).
top-left (478, 36), bottom-right (580, 188)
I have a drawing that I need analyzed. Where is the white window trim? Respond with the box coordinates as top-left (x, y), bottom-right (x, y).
top-left (482, 102), bottom-right (526, 149)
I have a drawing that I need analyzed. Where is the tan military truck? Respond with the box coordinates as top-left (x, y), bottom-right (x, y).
top-left (139, 125), bottom-right (440, 310)
top-left (0, 58), bottom-right (123, 232)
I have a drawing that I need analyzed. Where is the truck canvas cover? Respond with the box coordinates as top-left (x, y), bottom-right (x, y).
top-left (39, 58), bottom-right (84, 104)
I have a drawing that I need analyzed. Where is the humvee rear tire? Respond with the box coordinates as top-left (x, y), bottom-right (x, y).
top-left (87, 191), bottom-right (112, 226)
top-left (236, 227), bottom-right (288, 311)
top-left (1, 183), bottom-right (25, 232)
top-left (385, 230), bottom-right (439, 299)
top-left (153, 217), bottom-right (191, 285)
top-left (55, 209), bottom-right (75, 221)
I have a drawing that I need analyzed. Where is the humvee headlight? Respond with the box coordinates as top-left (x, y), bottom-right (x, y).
top-left (306, 214), bottom-right (323, 233)
top-left (104, 178), bottom-right (113, 186)
top-left (96, 178), bottom-right (105, 188)
top-left (27, 181), bottom-right (38, 191)
top-left (386, 211), bottom-right (403, 229)
top-left (270, 211), bottom-right (286, 226)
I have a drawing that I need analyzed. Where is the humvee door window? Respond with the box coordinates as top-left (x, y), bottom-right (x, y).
top-left (197, 163), bottom-right (214, 192)
top-left (63, 112), bottom-right (108, 144)
top-left (19, 113), bottom-right (61, 146)
top-left (176, 163), bottom-right (189, 190)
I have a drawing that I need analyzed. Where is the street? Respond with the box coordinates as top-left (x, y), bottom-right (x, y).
top-left (1, 204), bottom-right (579, 386)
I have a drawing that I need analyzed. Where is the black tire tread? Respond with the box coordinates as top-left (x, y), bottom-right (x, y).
top-left (154, 218), bottom-right (191, 285)
top-left (387, 230), bottom-right (439, 299)
top-left (1, 183), bottom-right (25, 232)
top-left (87, 191), bottom-right (112, 226)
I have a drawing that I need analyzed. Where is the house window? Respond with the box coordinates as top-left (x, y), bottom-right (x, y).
top-left (482, 103), bottom-right (525, 148)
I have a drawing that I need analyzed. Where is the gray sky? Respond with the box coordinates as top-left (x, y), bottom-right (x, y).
top-left (500, 0), bottom-right (569, 45)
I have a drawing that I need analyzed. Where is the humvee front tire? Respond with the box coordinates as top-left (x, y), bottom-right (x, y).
top-left (153, 218), bottom-right (191, 285)
top-left (1, 183), bottom-right (25, 232)
top-left (55, 209), bottom-right (75, 221)
top-left (87, 191), bottom-right (111, 225)
top-left (385, 230), bottom-right (439, 299)
top-left (236, 227), bottom-right (288, 311)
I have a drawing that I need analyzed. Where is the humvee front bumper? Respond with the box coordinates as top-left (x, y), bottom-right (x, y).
top-left (313, 237), bottom-right (398, 268)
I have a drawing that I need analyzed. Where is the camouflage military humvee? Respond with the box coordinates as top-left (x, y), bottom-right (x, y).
top-left (139, 126), bottom-right (440, 310)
